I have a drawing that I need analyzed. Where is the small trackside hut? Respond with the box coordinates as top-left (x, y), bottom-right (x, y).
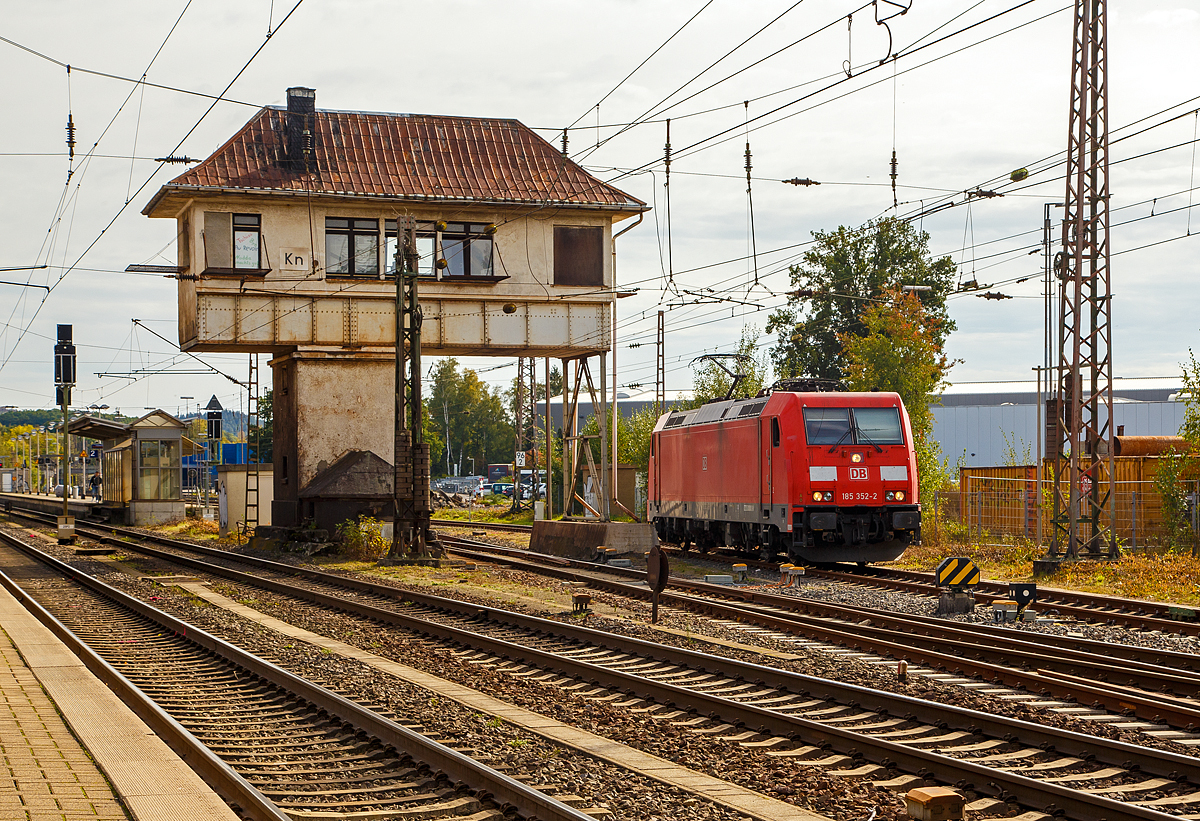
top-left (648, 387), bottom-right (921, 565)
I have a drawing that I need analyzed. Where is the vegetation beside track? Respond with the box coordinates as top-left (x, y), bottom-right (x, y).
top-left (889, 537), bottom-right (1200, 605)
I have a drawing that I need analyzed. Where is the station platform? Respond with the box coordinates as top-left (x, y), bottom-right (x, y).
top-left (0, 573), bottom-right (239, 821)
top-left (0, 492), bottom-right (98, 520)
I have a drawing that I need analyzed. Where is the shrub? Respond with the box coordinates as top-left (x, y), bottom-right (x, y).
top-left (336, 515), bottom-right (389, 560)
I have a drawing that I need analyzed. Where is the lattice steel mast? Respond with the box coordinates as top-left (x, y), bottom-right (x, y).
top-left (1051, 0), bottom-right (1116, 559)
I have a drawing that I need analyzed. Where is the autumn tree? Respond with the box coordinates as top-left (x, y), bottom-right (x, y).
top-left (766, 217), bottom-right (956, 381)
top-left (840, 290), bottom-right (954, 503)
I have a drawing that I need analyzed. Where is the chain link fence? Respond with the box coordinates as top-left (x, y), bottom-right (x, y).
top-left (929, 474), bottom-right (1200, 549)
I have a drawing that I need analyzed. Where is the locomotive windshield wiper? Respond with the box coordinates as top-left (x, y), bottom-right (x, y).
top-left (855, 426), bottom-right (885, 453)
top-left (827, 428), bottom-right (853, 453)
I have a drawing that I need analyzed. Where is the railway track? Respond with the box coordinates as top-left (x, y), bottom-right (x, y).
top-left (7, 514), bottom-right (1200, 820)
top-left (0, 526), bottom-right (597, 821)
top-left (435, 537), bottom-right (1200, 725)
top-left (432, 520), bottom-right (1200, 635)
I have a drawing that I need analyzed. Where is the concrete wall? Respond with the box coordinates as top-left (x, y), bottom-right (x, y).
top-left (272, 352), bottom-right (395, 526)
top-left (129, 499), bottom-right (185, 526)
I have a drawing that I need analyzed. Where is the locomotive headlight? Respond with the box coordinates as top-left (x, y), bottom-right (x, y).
top-left (885, 491), bottom-right (895, 501)
top-left (812, 492), bottom-right (823, 502)
top-left (895, 490), bottom-right (905, 501)
top-left (850, 452), bottom-right (863, 463)
top-left (823, 491), bottom-right (833, 501)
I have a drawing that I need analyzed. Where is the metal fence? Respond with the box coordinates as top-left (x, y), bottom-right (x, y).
top-left (931, 473), bottom-right (1199, 548)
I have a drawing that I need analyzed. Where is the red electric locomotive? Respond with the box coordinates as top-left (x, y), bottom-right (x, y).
top-left (648, 383), bottom-right (921, 565)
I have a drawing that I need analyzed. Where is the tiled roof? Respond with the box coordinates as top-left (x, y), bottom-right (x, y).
top-left (150, 107), bottom-right (645, 210)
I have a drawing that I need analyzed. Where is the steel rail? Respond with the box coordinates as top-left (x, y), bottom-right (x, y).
top-left (438, 534), bottom-right (1200, 675)
top-left (0, 529), bottom-right (596, 821)
top-left (40, 510), bottom-right (1200, 726)
top-left (0, 532), bottom-right (290, 821)
top-left (805, 565), bottom-right (1200, 636)
top-left (450, 513), bottom-right (1200, 635)
top-left (42, 523), bottom-right (1200, 821)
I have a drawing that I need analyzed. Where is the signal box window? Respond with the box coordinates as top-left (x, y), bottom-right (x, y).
top-left (384, 220), bottom-right (437, 278)
top-left (232, 214), bottom-right (261, 269)
top-left (202, 211), bottom-right (266, 273)
top-left (326, 218), bottom-right (379, 277)
top-left (440, 223), bottom-right (494, 278)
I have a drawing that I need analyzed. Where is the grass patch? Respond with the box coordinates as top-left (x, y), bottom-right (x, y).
top-left (889, 538), bottom-right (1200, 605)
top-left (151, 517), bottom-right (221, 540)
top-left (432, 506), bottom-right (533, 525)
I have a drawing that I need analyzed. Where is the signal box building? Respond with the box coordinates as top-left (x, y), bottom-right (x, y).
top-left (143, 87), bottom-right (646, 528)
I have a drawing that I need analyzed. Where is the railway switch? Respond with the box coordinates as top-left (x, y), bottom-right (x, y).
top-left (992, 600), bottom-right (1019, 623)
top-left (904, 787), bottom-right (965, 821)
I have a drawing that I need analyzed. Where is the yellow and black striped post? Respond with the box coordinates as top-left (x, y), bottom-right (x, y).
top-left (936, 557), bottom-right (980, 589)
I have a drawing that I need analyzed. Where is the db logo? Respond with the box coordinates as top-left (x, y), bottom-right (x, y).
top-left (848, 466), bottom-right (869, 481)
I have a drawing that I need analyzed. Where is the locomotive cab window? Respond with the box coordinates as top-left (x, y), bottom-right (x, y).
top-left (771, 417), bottom-right (780, 447)
top-left (803, 408), bottom-right (851, 444)
top-left (803, 407), bottom-right (904, 446)
top-left (852, 407), bottom-right (904, 445)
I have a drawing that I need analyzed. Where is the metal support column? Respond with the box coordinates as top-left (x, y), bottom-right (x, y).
top-left (386, 217), bottom-right (441, 563)
top-left (655, 310), bottom-right (665, 418)
top-left (1050, 0), bottom-right (1116, 560)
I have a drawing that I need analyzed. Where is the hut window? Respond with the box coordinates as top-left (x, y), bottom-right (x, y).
top-left (138, 439), bottom-right (180, 500)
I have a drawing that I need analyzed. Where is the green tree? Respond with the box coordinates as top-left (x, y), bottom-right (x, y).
top-left (690, 325), bottom-right (771, 406)
top-left (1154, 348), bottom-right (1200, 551)
top-left (840, 290), bottom-right (954, 505)
top-left (429, 358), bottom-right (514, 477)
top-left (766, 217), bottom-right (956, 381)
top-left (251, 389), bottom-right (274, 464)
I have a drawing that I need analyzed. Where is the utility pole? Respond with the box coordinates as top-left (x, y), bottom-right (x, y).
top-left (655, 310), bottom-right (665, 418)
top-left (53, 325), bottom-right (76, 544)
top-left (511, 356), bottom-right (525, 514)
top-left (385, 217), bottom-right (442, 564)
top-left (1050, 0), bottom-right (1116, 561)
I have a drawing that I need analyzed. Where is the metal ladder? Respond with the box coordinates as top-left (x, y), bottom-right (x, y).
top-left (242, 354), bottom-right (260, 538)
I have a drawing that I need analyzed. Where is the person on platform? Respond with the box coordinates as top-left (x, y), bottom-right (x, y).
top-left (88, 473), bottom-right (101, 501)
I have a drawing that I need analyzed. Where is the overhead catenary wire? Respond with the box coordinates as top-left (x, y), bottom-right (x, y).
top-left (0, 0), bottom-right (307, 377)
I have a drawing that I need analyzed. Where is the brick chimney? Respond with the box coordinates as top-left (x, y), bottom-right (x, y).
top-left (285, 86), bottom-right (316, 169)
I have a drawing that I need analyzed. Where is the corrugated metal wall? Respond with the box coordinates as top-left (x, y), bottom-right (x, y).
top-left (932, 402), bottom-right (1187, 467)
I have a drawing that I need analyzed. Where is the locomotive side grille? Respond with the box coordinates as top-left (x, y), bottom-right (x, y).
top-left (663, 412), bottom-right (691, 428)
top-left (737, 401), bottom-right (767, 417)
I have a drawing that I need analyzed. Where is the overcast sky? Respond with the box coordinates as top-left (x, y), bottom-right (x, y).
top-left (1, 0), bottom-right (1198, 417)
